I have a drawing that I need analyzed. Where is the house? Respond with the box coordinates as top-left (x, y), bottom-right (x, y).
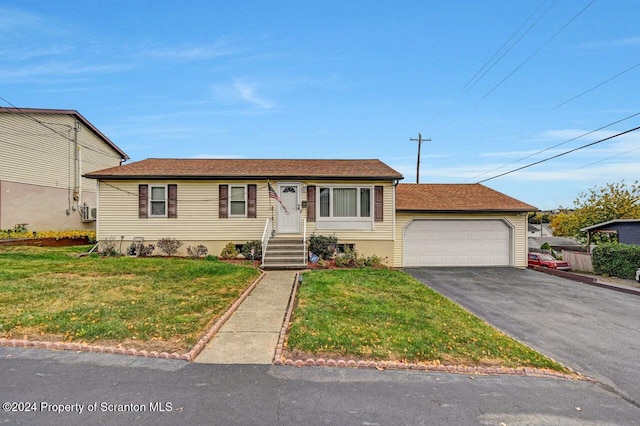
top-left (85, 158), bottom-right (536, 268)
top-left (581, 219), bottom-right (640, 246)
top-left (0, 107), bottom-right (128, 231)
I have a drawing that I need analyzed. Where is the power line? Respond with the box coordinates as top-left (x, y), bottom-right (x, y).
top-left (464, 0), bottom-right (556, 92)
top-left (554, 60), bottom-right (640, 108)
top-left (573, 146), bottom-right (640, 170)
top-left (475, 0), bottom-right (596, 105)
top-left (0, 95), bottom-right (124, 159)
top-left (465, 110), bottom-right (640, 182)
top-left (477, 125), bottom-right (640, 183)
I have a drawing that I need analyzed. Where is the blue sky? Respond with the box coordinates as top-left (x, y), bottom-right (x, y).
top-left (1, 1), bottom-right (639, 210)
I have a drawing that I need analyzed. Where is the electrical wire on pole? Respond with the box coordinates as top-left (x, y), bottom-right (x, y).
top-left (410, 133), bottom-right (432, 183)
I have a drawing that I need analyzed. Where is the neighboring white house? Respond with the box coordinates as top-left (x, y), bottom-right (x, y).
top-left (0, 107), bottom-right (128, 231)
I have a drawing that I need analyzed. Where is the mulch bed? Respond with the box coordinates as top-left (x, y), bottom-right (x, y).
top-left (0, 237), bottom-right (90, 247)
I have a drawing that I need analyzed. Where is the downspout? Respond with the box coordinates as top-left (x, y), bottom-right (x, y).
top-left (73, 121), bottom-right (80, 212)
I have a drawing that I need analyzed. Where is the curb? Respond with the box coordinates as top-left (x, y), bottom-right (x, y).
top-left (534, 267), bottom-right (640, 296)
top-left (0, 271), bottom-right (268, 362)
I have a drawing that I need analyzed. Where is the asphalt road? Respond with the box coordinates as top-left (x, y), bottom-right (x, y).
top-left (405, 267), bottom-right (640, 410)
top-left (1, 347), bottom-right (639, 425)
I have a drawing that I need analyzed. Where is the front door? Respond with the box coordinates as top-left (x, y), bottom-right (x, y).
top-left (277, 183), bottom-right (300, 233)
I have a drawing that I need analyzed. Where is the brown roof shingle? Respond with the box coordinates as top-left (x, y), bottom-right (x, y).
top-left (84, 158), bottom-right (403, 180)
top-left (396, 183), bottom-right (536, 212)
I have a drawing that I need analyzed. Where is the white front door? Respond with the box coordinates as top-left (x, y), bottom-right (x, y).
top-left (277, 183), bottom-right (300, 234)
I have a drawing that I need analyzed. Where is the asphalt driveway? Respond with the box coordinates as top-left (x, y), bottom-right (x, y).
top-left (405, 267), bottom-right (640, 407)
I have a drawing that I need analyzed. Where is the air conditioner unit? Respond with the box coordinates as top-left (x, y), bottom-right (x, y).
top-left (81, 205), bottom-right (97, 222)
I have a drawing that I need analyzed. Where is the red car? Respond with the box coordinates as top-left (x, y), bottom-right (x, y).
top-left (528, 253), bottom-right (571, 271)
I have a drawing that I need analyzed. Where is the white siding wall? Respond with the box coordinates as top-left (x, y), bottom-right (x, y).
top-left (394, 212), bottom-right (529, 268)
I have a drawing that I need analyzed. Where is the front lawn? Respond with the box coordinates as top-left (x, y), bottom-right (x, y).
top-left (287, 269), bottom-right (565, 370)
top-left (0, 246), bottom-right (261, 353)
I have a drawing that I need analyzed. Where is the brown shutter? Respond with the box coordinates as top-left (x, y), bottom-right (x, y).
top-left (247, 184), bottom-right (257, 218)
top-left (307, 185), bottom-right (316, 221)
top-left (374, 186), bottom-right (383, 222)
top-left (168, 184), bottom-right (177, 218)
top-left (219, 184), bottom-right (228, 218)
top-left (139, 184), bottom-right (148, 219)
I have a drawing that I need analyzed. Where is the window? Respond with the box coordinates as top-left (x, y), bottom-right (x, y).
top-left (150, 185), bottom-right (167, 217)
top-left (229, 185), bottom-right (246, 216)
top-left (318, 186), bottom-right (372, 219)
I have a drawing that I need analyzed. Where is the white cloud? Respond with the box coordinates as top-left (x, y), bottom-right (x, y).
top-left (575, 37), bottom-right (640, 50)
top-left (148, 38), bottom-right (243, 62)
top-left (212, 79), bottom-right (275, 109)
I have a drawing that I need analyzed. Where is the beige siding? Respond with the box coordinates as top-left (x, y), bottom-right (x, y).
top-left (0, 112), bottom-right (122, 191)
top-left (0, 181), bottom-right (96, 231)
top-left (0, 112), bottom-right (122, 230)
top-left (97, 179), bottom-right (398, 260)
top-left (394, 212), bottom-right (529, 268)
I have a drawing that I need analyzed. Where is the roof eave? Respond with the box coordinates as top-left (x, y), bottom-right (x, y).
top-left (0, 107), bottom-right (129, 160)
top-left (396, 208), bottom-right (536, 213)
top-left (85, 174), bottom-right (403, 181)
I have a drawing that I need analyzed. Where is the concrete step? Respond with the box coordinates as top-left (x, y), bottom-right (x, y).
top-left (262, 237), bottom-right (307, 271)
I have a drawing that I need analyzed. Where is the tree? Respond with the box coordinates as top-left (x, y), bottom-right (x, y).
top-left (550, 181), bottom-right (640, 240)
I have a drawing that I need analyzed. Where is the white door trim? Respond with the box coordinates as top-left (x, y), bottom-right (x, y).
top-left (276, 182), bottom-right (301, 234)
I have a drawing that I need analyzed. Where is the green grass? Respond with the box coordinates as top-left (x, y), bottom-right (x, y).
top-left (0, 246), bottom-right (261, 352)
top-left (287, 269), bottom-right (565, 370)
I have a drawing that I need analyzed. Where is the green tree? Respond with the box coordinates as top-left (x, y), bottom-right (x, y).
top-left (550, 181), bottom-right (640, 240)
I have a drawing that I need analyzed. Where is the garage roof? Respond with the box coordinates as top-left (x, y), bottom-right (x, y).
top-left (396, 183), bottom-right (536, 212)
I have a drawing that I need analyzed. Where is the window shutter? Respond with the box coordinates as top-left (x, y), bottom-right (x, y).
top-left (219, 185), bottom-right (228, 218)
top-left (139, 184), bottom-right (148, 219)
top-left (374, 186), bottom-right (383, 222)
top-left (307, 185), bottom-right (316, 221)
top-left (168, 184), bottom-right (177, 218)
top-left (247, 184), bottom-right (257, 218)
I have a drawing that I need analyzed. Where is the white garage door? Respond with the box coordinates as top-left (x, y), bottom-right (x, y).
top-left (403, 220), bottom-right (511, 267)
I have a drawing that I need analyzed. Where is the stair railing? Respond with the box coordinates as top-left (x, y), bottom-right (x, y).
top-left (261, 218), bottom-right (273, 268)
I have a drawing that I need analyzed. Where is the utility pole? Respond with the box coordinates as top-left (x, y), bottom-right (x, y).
top-left (409, 133), bottom-right (431, 183)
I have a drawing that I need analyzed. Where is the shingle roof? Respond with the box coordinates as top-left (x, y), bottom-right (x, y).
top-left (84, 158), bottom-right (403, 180)
top-left (580, 219), bottom-right (640, 232)
top-left (396, 183), bottom-right (536, 212)
top-left (0, 107), bottom-right (129, 160)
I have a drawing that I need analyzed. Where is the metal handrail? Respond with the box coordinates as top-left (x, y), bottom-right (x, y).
top-left (261, 218), bottom-right (272, 267)
top-left (302, 218), bottom-right (307, 267)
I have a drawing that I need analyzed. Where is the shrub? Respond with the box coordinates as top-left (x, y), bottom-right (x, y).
top-left (315, 258), bottom-right (329, 269)
top-left (364, 254), bottom-right (388, 268)
top-left (157, 238), bottom-right (183, 256)
top-left (186, 244), bottom-right (208, 259)
top-left (308, 233), bottom-right (338, 260)
top-left (220, 242), bottom-right (238, 259)
top-left (127, 242), bottom-right (155, 257)
top-left (241, 240), bottom-right (262, 260)
top-left (592, 243), bottom-right (640, 279)
top-left (205, 255), bottom-right (219, 262)
top-left (100, 237), bottom-right (120, 257)
top-left (335, 247), bottom-right (365, 268)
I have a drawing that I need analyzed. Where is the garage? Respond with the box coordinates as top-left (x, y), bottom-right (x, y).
top-left (403, 219), bottom-right (512, 267)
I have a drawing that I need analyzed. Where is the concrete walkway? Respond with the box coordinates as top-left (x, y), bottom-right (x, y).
top-left (194, 271), bottom-right (297, 364)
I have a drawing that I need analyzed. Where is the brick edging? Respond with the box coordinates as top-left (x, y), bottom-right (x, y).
top-left (0, 271), bottom-right (268, 362)
top-left (273, 272), bottom-right (300, 363)
top-left (273, 272), bottom-right (589, 381)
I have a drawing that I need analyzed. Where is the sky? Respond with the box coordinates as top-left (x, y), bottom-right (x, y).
top-left (1, 0), bottom-right (639, 210)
